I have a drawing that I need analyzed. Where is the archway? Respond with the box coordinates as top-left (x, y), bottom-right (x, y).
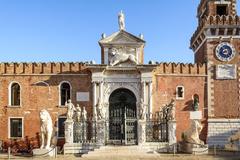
top-left (108, 88), bottom-right (137, 145)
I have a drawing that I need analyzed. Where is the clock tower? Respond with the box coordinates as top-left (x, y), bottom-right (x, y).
top-left (191, 0), bottom-right (240, 147)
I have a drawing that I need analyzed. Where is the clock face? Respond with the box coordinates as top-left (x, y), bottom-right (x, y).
top-left (215, 43), bottom-right (236, 62)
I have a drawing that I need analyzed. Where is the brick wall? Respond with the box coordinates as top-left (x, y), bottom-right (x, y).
top-left (0, 72), bottom-right (92, 147)
top-left (153, 64), bottom-right (208, 142)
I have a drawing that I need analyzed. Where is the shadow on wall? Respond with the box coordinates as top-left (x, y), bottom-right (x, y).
top-left (183, 100), bottom-right (194, 111)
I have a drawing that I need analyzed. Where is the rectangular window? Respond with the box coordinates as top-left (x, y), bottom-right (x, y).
top-left (9, 118), bottom-right (23, 138)
top-left (58, 117), bottom-right (67, 138)
top-left (217, 5), bottom-right (227, 16)
top-left (176, 86), bottom-right (184, 100)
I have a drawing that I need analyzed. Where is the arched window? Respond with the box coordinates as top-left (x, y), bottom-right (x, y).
top-left (10, 83), bottom-right (21, 106)
top-left (60, 82), bottom-right (71, 106)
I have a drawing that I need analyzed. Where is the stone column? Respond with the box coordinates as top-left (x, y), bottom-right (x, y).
top-left (141, 81), bottom-right (146, 102)
top-left (148, 81), bottom-right (153, 119)
top-left (92, 82), bottom-right (97, 120)
top-left (100, 81), bottom-right (103, 101)
top-left (64, 119), bottom-right (74, 143)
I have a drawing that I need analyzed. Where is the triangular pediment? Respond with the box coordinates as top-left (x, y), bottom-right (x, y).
top-left (99, 30), bottom-right (145, 45)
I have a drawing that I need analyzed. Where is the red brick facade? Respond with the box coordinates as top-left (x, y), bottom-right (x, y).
top-left (0, 0), bottom-right (239, 151)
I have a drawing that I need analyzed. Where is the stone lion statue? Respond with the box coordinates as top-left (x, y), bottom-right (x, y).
top-left (109, 48), bottom-right (137, 66)
top-left (182, 119), bottom-right (204, 145)
top-left (225, 130), bottom-right (240, 151)
top-left (39, 109), bottom-right (53, 149)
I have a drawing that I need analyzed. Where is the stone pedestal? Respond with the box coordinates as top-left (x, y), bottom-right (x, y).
top-left (190, 111), bottom-right (202, 120)
top-left (64, 119), bottom-right (74, 143)
top-left (179, 142), bottom-right (208, 155)
top-left (32, 148), bottom-right (56, 157)
top-left (82, 121), bottom-right (87, 142)
top-left (168, 120), bottom-right (177, 145)
top-left (96, 120), bottom-right (106, 145)
top-left (138, 120), bottom-right (146, 145)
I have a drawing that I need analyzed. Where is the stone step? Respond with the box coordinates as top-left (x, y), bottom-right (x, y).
top-left (82, 145), bottom-right (170, 158)
top-left (64, 143), bottom-right (170, 155)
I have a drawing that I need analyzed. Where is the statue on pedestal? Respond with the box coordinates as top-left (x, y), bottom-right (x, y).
top-left (75, 104), bottom-right (82, 122)
top-left (39, 109), bottom-right (53, 149)
top-left (96, 98), bottom-right (105, 120)
top-left (82, 106), bottom-right (87, 121)
top-left (65, 99), bottom-right (75, 120)
top-left (193, 95), bottom-right (199, 111)
top-left (168, 99), bottom-right (176, 121)
top-left (118, 10), bottom-right (125, 30)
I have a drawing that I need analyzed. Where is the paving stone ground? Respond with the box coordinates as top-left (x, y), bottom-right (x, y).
top-left (0, 153), bottom-right (240, 160)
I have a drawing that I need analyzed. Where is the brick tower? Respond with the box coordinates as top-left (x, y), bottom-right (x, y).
top-left (191, 0), bottom-right (240, 147)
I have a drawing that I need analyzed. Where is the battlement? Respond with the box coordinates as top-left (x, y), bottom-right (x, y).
top-left (191, 15), bottom-right (240, 50)
top-left (155, 63), bottom-right (207, 75)
top-left (0, 62), bottom-right (89, 75)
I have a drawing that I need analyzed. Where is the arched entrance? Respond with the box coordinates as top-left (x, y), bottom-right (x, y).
top-left (109, 88), bottom-right (138, 145)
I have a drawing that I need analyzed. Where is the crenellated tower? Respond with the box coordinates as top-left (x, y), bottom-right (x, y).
top-left (191, 0), bottom-right (240, 147)
top-left (191, 0), bottom-right (239, 63)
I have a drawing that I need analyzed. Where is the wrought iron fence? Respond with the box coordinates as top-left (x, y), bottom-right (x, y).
top-left (145, 119), bottom-right (168, 142)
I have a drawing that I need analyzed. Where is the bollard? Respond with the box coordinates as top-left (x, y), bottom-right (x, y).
top-left (55, 147), bottom-right (57, 158)
top-left (173, 144), bottom-right (176, 156)
top-left (8, 147), bottom-right (10, 160)
top-left (214, 145), bottom-right (216, 156)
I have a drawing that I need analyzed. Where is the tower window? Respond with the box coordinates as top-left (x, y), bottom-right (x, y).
top-left (176, 86), bottom-right (184, 100)
top-left (217, 5), bottom-right (227, 16)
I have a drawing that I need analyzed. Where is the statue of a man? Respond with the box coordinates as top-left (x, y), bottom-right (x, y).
top-left (96, 98), bottom-right (104, 120)
top-left (65, 99), bottom-right (75, 120)
top-left (139, 98), bottom-right (146, 120)
top-left (82, 106), bottom-right (87, 121)
top-left (75, 104), bottom-right (82, 122)
top-left (169, 99), bottom-right (176, 121)
top-left (118, 10), bottom-right (125, 30)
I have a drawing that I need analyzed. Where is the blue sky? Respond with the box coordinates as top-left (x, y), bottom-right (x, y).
top-left (0, 1), bottom-right (239, 63)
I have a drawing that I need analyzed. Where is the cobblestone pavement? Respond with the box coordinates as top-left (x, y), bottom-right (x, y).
top-left (0, 153), bottom-right (240, 160)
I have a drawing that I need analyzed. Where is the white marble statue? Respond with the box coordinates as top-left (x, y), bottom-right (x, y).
top-left (39, 109), bottom-right (53, 149)
top-left (109, 48), bottom-right (137, 66)
top-left (65, 99), bottom-right (75, 120)
top-left (118, 10), bottom-right (125, 30)
top-left (82, 106), bottom-right (87, 121)
top-left (183, 119), bottom-right (204, 145)
top-left (96, 98), bottom-right (105, 120)
top-left (168, 99), bottom-right (176, 121)
top-left (139, 98), bottom-right (146, 120)
top-left (75, 104), bottom-right (82, 122)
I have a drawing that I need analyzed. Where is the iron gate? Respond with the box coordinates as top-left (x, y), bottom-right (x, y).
top-left (109, 88), bottom-right (137, 145)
